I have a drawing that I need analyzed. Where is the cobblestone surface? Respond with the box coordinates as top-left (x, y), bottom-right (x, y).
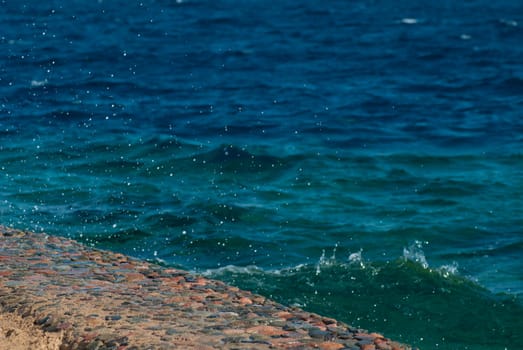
top-left (0, 226), bottom-right (416, 349)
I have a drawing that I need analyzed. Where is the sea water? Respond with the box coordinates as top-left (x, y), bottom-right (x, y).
top-left (1, 0), bottom-right (522, 349)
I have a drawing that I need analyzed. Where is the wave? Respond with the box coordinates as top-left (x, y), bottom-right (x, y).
top-left (193, 144), bottom-right (292, 170)
top-left (201, 241), bottom-right (463, 285)
top-left (200, 244), bottom-right (523, 350)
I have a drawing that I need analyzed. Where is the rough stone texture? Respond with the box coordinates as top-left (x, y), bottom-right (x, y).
top-left (0, 226), bottom-right (416, 350)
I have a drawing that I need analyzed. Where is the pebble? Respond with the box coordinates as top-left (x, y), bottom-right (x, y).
top-left (53, 264), bottom-right (72, 271)
top-left (124, 272), bottom-right (145, 282)
top-left (283, 324), bottom-right (297, 331)
top-left (165, 328), bottom-right (178, 335)
top-left (317, 342), bottom-right (345, 350)
top-left (246, 325), bottom-right (287, 337)
top-left (308, 327), bottom-right (331, 340)
top-left (104, 315), bottom-right (122, 321)
top-left (357, 339), bottom-right (375, 346)
top-left (239, 296), bottom-right (253, 305)
top-left (375, 340), bottom-right (393, 350)
top-left (34, 315), bottom-right (52, 325)
top-left (361, 344), bottom-right (377, 350)
top-left (322, 317), bottom-right (337, 325)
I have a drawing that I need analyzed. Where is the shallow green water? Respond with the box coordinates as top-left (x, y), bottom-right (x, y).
top-left (205, 256), bottom-right (523, 349)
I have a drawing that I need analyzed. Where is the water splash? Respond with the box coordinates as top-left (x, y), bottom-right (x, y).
top-left (403, 240), bottom-right (460, 278)
top-left (402, 240), bottom-right (429, 269)
top-left (315, 249), bottom-right (325, 275)
top-left (437, 262), bottom-right (459, 278)
top-left (316, 243), bottom-right (342, 275)
top-left (348, 249), bottom-right (365, 269)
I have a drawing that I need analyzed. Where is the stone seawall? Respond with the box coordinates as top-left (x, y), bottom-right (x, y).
top-left (0, 226), bottom-right (415, 350)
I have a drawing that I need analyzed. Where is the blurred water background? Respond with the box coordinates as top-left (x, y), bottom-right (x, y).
top-left (1, 1), bottom-right (522, 348)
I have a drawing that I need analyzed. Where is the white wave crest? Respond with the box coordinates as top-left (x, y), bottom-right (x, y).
top-left (403, 240), bottom-right (459, 278)
top-left (200, 264), bottom-right (264, 277)
top-left (403, 240), bottom-right (429, 269)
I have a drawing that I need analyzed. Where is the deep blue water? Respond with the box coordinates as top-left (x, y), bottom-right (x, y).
top-left (1, 0), bottom-right (523, 349)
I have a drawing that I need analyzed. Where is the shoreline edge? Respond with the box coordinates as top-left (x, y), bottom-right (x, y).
top-left (1, 225), bottom-right (416, 350)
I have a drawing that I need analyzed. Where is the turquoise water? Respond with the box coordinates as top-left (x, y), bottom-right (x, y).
top-left (1, 1), bottom-right (523, 349)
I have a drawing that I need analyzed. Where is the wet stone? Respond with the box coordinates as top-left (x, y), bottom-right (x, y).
top-left (86, 340), bottom-right (104, 350)
top-left (341, 339), bottom-right (359, 347)
top-left (241, 339), bottom-right (271, 345)
top-left (360, 344), bottom-right (377, 350)
top-left (152, 315), bottom-right (172, 322)
top-left (376, 342), bottom-right (393, 350)
top-left (268, 319), bottom-right (286, 327)
top-left (283, 324), bottom-right (297, 331)
top-left (337, 331), bottom-right (355, 339)
top-left (53, 265), bottom-right (72, 271)
top-left (309, 327), bottom-right (331, 340)
top-left (357, 339), bottom-right (375, 346)
top-left (165, 328), bottom-right (178, 335)
top-left (108, 336), bottom-right (129, 346)
top-left (34, 315), bottom-right (52, 325)
top-left (322, 317), bottom-right (337, 325)
top-left (248, 333), bottom-right (271, 343)
top-left (222, 336), bottom-right (246, 343)
top-left (104, 315), bottom-right (121, 321)
top-left (95, 333), bottom-right (118, 343)
top-left (342, 346), bottom-right (361, 350)
top-left (355, 333), bottom-right (376, 341)
top-left (43, 324), bottom-right (61, 332)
